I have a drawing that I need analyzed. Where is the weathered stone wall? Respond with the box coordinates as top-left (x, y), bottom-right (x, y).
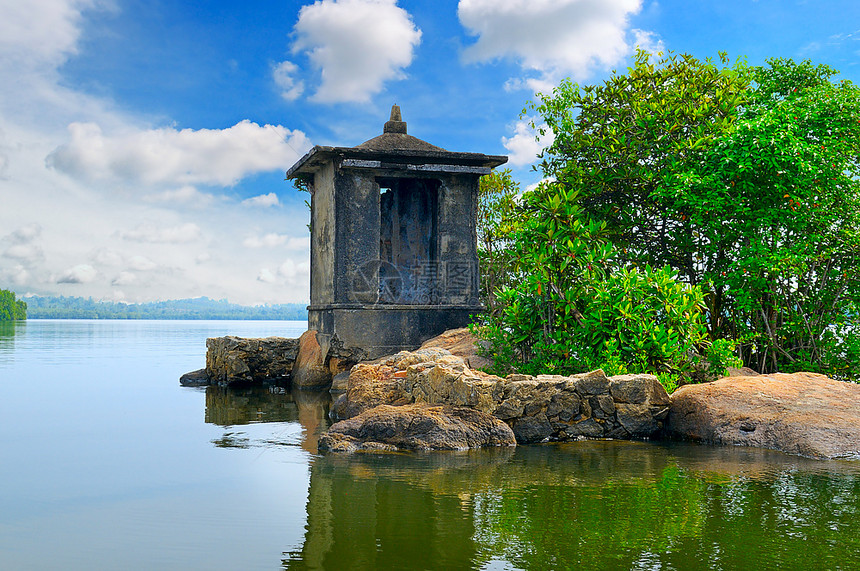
top-left (188, 331), bottom-right (365, 388)
top-left (333, 348), bottom-right (671, 444)
top-left (204, 336), bottom-right (299, 385)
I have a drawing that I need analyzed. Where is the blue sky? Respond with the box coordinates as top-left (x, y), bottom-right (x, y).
top-left (1, 0), bottom-right (858, 305)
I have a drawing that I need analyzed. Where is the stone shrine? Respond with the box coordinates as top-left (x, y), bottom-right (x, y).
top-left (287, 106), bottom-right (507, 359)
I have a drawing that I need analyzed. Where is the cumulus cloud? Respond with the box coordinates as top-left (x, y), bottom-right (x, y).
top-left (118, 223), bottom-right (202, 244)
top-left (144, 185), bottom-right (215, 207)
top-left (2, 223), bottom-right (45, 265)
top-left (111, 271), bottom-right (136, 286)
top-left (278, 259), bottom-right (310, 279)
top-left (241, 193), bottom-right (280, 208)
top-left (243, 233), bottom-right (287, 248)
top-left (290, 0), bottom-right (422, 103)
top-left (57, 263), bottom-right (98, 283)
top-left (126, 255), bottom-right (157, 271)
top-left (6, 222), bottom-right (43, 243)
top-left (243, 233), bottom-right (310, 249)
top-left (89, 247), bottom-right (124, 266)
top-left (631, 28), bottom-right (665, 58)
top-left (459, 0), bottom-right (646, 90)
top-left (0, 0), bottom-right (316, 305)
top-left (2, 243), bottom-right (45, 262)
top-left (46, 120), bottom-right (312, 186)
top-left (273, 60), bottom-right (305, 101)
top-left (257, 268), bottom-right (277, 283)
top-left (0, 0), bottom-right (107, 69)
top-left (5, 264), bottom-right (30, 286)
top-left (502, 118), bottom-right (555, 167)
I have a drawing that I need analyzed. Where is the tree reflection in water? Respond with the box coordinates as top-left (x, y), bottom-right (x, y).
top-left (200, 384), bottom-right (860, 570)
top-left (283, 441), bottom-right (860, 570)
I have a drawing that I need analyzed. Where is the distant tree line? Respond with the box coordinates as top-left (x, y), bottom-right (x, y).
top-left (25, 296), bottom-right (308, 320)
top-left (0, 289), bottom-right (27, 320)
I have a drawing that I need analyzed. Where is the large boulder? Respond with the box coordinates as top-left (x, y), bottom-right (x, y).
top-left (332, 363), bottom-right (411, 419)
top-left (667, 373), bottom-right (860, 459)
top-left (418, 327), bottom-right (492, 370)
top-left (205, 336), bottom-right (299, 385)
top-left (291, 330), bottom-right (332, 389)
top-left (318, 403), bottom-right (517, 453)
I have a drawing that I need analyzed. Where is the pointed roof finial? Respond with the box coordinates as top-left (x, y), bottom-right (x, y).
top-left (383, 104), bottom-right (407, 134)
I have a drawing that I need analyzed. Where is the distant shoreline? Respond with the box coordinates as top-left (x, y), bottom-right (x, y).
top-left (22, 295), bottom-right (308, 321)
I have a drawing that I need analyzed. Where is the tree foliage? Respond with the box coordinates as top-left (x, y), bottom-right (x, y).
top-left (0, 289), bottom-right (27, 321)
top-left (526, 52), bottom-right (860, 379)
top-left (477, 169), bottom-right (522, 319)
top-left (533, 51), bottom-right (751, 283)
top-left (475, 180), bottom-right (720, 382)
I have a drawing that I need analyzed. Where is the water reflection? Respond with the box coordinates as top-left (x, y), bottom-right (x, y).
top-left (283, 441), bottom-right (860, 570)
top-left (204, 384), bottom-right (331, 453)
top-left (0, 320), bottom-right (21, 365)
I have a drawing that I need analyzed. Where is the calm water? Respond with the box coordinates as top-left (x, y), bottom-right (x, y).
top-left (1, 320), bottom-right (859, 570)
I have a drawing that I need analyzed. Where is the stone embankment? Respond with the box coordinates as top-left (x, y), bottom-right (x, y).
top-left (328, 347), bottom-right (671, 448)
top-left (668, 372), bottom-right (860, 460)
top-left (180, 330), bottom-right (363, 389)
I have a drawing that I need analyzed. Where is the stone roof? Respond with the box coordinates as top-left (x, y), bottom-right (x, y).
top-left (356, 105), bottom-right (446, 152)
top-left (286, 105), bottom-right (507, 179)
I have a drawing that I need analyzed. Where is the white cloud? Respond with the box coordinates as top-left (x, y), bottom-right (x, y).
top-left (291, 0), bottom-right (422, 103)
top-left (5, 264), bottom-right (30, 286)
top-left (57, 263), bottom-right (98, 284)
top-left (631, 28), bottom-right (665, 58)
top-left (126, 255), bottom-right (157, 271)
top-left (118, 223), bottom-right (202, 244)
top-left (46, 120), bottom-right (312, 187)
top-left (273, 60), bottom-right (305, 101)
top-left (243, 233), bottom-right (287, 248)
top-left (459, 0), bottom-right (645, 90)
top-left (0, 0), bottom-right (107, 69)
top-left (241, 193), bottom-right (280, 208)
top-left (2, 243), bottom-right (45, 263)
top-left (257, 268), bottom-right (277, 283)
top-left (111, 271), bottom-right (136, 286)
top-left (279, 259), bottom-right (310, 279)
top-left (8, 222), bottom-right (43, 242)
top-left (243, 233), bottom-right (310, 250)
top-left (144, 185), bottom-right (215, 207)
top-left (89, 247), bottom-right (124, 266)
top-left (2, 223), bottom-right (45, 265)
top-left (0, 0), bottom-right (316, 305)
top-left (502, 118), bottom-right (555, 167)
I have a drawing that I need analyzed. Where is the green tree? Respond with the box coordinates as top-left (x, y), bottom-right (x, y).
top-left (532, 50), bottom-right (750, 284)
top-left (0, 289), bottom-right (27, 321)
top-left (663, 59), bottom-right (860, 376)
top-left (529, 52), bottom-right (860, 378)
top-left (477, 169), bottom-right (522, 318)
top-left (475, 180), bottom-right (715, 382)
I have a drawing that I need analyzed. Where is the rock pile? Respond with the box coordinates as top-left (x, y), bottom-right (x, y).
top-left (330, 347), bottom-right (671, 445)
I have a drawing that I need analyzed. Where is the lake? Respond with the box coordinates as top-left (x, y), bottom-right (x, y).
top-left (1, 320), bottom-right (859, 570)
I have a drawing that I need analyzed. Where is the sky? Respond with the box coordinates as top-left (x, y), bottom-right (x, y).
top-left (1, 0), bottom-right (859, 306)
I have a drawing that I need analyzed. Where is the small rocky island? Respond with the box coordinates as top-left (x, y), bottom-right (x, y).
top-left (182, 327), bottom-right (860, 460)
top-left (183, 107), bottom-right (860, 461)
